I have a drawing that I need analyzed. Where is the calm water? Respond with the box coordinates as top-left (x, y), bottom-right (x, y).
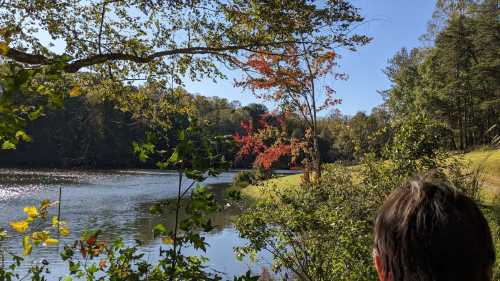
top-left (0, 169), bottom-right (270, 280)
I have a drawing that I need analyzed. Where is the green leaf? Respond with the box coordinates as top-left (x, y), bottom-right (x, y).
top-left (1, 140), bottom-right (16, 150)
top-left (27, 107), bottom-right (44, 121)
top-left (60, 246), bottom-right (74, 261)
top-left (185, 170), bottom-right (205, 181)
top-left (152, 224), bottom-right (167, 237)
top-left (87, 264), bottom-right (98, 274)
top-left (0, 228), bottom-right (7, 240)
top-left (168, 149), bottom-right (180, 164)
top-left (113, 238), bottom-right (125, 249)
top-left (201, 219), bottom-right (214, 232)
top-left (15, 131), bottom-right (32, 142)
top-left (69, 261), bottom-right (80, 274)
top-left (178, 130), bottom-right (186, 141)
top-left (156, 161), bottom-right (168, 170)
top-left (149, 203), bottom-right (162, 214)
top-left (133, 142), bottom-right (155, 162)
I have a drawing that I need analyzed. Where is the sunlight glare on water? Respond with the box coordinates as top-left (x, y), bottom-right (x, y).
top-left (0, 169), bottom-right (269, 280)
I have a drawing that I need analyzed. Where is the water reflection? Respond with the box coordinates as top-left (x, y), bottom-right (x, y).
top-left (0, 169), bottom-right (268, 280)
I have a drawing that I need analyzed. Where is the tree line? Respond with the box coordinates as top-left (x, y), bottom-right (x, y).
top-left (0, 80), bottom-right (391, 169)
top-left (0, 83), bottom-right (257, 168)
top-left (381, 0), bottom-right (499, 150)
top-left (1, 0), bottom-right (498, 170)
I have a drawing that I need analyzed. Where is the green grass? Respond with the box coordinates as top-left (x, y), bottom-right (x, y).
top-left (462, 148), bottom-right (500, 199)
top-left (241, 149), bottom-right (500, 201)
top-left (463, 148), bottom-right (500, 175)
top-left (241, 173), bottom-right (302, 201)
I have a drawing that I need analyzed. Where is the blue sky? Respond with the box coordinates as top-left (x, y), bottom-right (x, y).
top-left (185, 0), bottom-right (436, 116)
top-left (36, 1), bottom-right (437, 116)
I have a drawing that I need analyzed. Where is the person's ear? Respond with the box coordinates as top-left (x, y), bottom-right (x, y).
top-left (373, 252), bottom-right (385, 281)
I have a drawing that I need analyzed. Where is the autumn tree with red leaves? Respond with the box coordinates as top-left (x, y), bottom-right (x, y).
top-left (236, 45), bottom-right (343, 181)
top-left (233, 112), bottom-right (303, 172)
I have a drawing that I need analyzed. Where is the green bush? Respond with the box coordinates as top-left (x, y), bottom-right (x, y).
top-left (253, 167), bottom-right (273, 181)
top-left (236, 157), bottom-right (496, 280)
top-left (235, 164), bottom-right (382, 281)
top-left (233, 171), bottom-right (256, 188)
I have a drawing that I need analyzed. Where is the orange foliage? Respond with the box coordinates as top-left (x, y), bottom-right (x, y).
top-left (234, 112), bottom-right (304, 171)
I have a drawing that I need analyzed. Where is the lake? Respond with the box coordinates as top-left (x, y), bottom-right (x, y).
top-left (0, 169), bottom-right (271, 280)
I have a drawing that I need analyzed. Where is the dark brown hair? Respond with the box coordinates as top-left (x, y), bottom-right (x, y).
top-left (374, 177), bottom-right (495, 281)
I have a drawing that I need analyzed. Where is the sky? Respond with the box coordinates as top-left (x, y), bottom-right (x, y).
top-left (35, 1), bottom-right (437, 116)
top-left (184, 0), bottom-right (437, 116)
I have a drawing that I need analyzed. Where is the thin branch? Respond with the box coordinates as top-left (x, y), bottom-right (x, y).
top-left (171, 171), bottom-right (183, 280)
top-left (180, 180), bottom-right (197, 199)
top-left (97, 2), bottom-right (106, 55)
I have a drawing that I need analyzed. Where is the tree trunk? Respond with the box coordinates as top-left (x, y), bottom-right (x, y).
top-left (312, 132), bottom-right (322, 181)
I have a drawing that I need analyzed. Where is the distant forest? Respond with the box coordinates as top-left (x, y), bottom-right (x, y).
top-left (0, 0), bottom-right (498, 169)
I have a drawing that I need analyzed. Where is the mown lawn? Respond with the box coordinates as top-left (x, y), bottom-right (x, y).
top-left (241, 149), bottom-right (500, 201)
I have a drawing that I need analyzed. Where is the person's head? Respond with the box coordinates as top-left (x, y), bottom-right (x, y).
top-left (373, 176), bottom-right (495, 281)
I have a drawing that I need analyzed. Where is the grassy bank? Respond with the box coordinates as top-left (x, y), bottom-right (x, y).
top-left (241, 173), bottom-right (302, 201)
top-left (463, 149), bottom-right (500, 197)
top-left (241, 149), bottom-right (500, 202)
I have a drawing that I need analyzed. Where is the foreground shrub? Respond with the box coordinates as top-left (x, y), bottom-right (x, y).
top-left (236, 153), bottom-right (496, 280)
top-left (236, 164), bottom-right (381, 281)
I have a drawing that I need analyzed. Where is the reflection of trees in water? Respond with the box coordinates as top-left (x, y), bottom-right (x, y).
top-left (0, 173), bottom-right (79, 186)
top-left (130, 184), bottom-right (242, 245)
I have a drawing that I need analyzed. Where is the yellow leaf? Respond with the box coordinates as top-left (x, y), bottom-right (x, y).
top-left (23, 236), bottom-right (32, 256)
top-left (68, 85), bottom-right (81, 97)
top-left (51, 216), bottom-right (59, 227)
top-left (0, 41), bottom-right (8, 55)
top-left (23, 206), bottom-right (39, 219)
top-left (10, 220), bottom-right (29, 233)
top-left (41, 199), bottom-right (51, 207)
top-left (43, 238), bottom-right (59, 246)
top-left (40, 200), bottom-right (51, 217)
top-left (161, 236), bottom-right (174, 244)
top-left (52, 216), bottom-right (70, 236)
top-left (59, 225), bottom-right (70, 237)
top-left (31, 231), bottom-right (49, 243)
top-left (0, 229), bottom-right (7, 239)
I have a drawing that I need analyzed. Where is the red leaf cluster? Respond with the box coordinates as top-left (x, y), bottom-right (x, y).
top-left (254, 143), bottom-right (291, 170)
top-left (233, 112), bottom-right (294, 171)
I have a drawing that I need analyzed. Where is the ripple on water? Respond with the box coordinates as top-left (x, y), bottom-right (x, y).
top-left (0, 184), bottom-right (47, 201)
top-left (0, 169), bottom-right (270, 279)
top-left (0, 169), bottom-right (84, 201)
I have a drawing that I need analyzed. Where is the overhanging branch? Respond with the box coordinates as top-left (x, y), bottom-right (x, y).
top-left (3, 40), bottom-right (318, 73)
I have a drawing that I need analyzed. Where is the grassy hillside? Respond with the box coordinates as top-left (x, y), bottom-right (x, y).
top-left (463, 149), bottom-right (500, 196)
top-left (241, 149), bottom-right (500, 201)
